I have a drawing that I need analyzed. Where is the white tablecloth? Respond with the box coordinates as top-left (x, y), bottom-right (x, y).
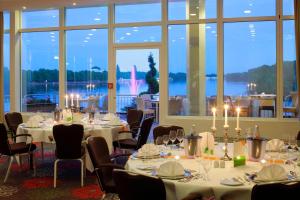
top-left (17, 121), bottom-right (130, 172)
top-left (126, 144), bottom-right (299, 200)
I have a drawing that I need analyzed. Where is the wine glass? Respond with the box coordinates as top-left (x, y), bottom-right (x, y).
top-left (200, 159), bottom-right (212, 181)
top-left (176, 129), bottom-right (185, 147)
top-left (155, 136), bottom-right (163, 145)
top-left (169, 130), bottom-right (177, 148)
top-left (162, 135), bottom-right (169, 147)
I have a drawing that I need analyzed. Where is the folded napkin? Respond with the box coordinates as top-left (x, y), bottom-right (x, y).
top-left (266, 139), bottom-right (285, 152)
top-left (107, 117), bottom-right (122, 125)
top-left (137, 144), bottom-right (160, 157)
top-left (103, 113), bottom-right (116, 121)
top-left (26, 115), bottom-right (43, 127)
top-left (256, 164), bottom-right (287, 182)
top-left (199, 132), bottom-right (215, 155)
top-left (157, 161), bottom-right (185, 177)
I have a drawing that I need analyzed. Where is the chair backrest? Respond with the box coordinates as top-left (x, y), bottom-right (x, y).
top-left (136, 117), bottom-right (154, 149)
top-left (5, 112), bottom-right (23, 134)
top-left (86, 136), bottom-right (116, 193)
top-left (153, 125), bottom-right (184, 144)
top-left (0, 123), bottom-right (11, 155)
top-left (113, 169), bottom-right (166, 200)
top-left (53, 124), bottom-right (84, 159)
top-left (251, 182), bottom-right (300, 200)
top-left (127, 109), bottom-right (143, 129)
top-left (136, 97), bottom-right (145, 111)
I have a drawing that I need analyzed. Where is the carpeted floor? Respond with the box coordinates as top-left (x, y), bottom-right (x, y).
top-left (0, 144), bottom-right (104, 200)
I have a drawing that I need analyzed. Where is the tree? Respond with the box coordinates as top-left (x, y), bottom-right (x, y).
top-left (140, 53), bottom-right (159, 95)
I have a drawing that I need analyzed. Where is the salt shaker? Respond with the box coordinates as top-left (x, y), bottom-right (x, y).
top-left (219, 160), bottom-right (225, 168)
top-left (214, 160), bottom-right (219, 168)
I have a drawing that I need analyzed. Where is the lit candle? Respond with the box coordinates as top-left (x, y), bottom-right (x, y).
top-left (212, 107), bottom-right (216, 129)
top-left (76, 94), bottom-right (80, 108)
top-left (224, 104), bottom-right (229, 127)
top-left (70, 93), bottom-right (74, 107)
top-left (65, 95), bottom-right (68, 108)
top-left (236, 107), bottom-right (241, 129)
top-left (175, 155), bottom-right (180, 160)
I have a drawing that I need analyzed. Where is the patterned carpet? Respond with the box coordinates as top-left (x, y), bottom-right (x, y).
top-left (0, 143), bottom-right (104, 200)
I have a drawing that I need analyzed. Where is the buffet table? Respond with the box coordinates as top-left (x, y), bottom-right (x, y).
top-left (126, 144), bottom-right (299, 200)
top-left (16, 119), bottom-right (129, 172)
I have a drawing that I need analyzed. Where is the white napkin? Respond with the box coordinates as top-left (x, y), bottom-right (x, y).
top-left (266, 139), bottom-right (285, 152)
top-left (198, 132), bottom-right (215, 154)
top-left (26, 115), bottom-right (43, 127)
top-left (157, 161), bottom-right (185, 177)
top-left (107, 116), bottom-right (122, 125)
top-left (73, 113), bottom-right (83, 122)
top-left (256, 164), bottom-right (287, 182)
top-left (103, 113), bottom-right (115, 121)
top-left (137, 144), bottom-right (160, 157)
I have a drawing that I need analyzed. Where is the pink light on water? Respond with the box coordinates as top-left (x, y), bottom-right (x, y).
top-left (130, 65), bottom-right (138, 95)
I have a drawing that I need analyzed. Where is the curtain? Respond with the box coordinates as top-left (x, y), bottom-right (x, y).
top-left (295, 0), bottom-right (300, 117)
top-left (0, 12), bottom-right (4, 122)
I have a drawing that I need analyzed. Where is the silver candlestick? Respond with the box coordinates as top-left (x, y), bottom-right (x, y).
top-left (221, 125), bottom-right (232, 161)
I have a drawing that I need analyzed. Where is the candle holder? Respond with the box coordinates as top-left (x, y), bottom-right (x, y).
top-left (221, 125), bottom-right (232, 161)
top-left (235, 128), bottom-right (242, 137)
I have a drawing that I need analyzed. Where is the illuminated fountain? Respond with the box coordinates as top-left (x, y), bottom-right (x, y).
top-left (130, 65), bottom-right (138, 95)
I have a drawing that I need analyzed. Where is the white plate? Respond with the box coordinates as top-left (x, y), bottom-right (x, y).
top-left (136, 165), bottom-right (155, 171)
top-left (153, 170), bottom-right (191, 180)
top-left (220, 178), bottom-right (244, 186)
top-left (133, 153), bottom-right (161, 159)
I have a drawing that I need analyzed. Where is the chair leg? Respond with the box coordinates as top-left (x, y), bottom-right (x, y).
top-left (4, 156), bottom-right (14, 183)
top-left (32, 153), bottom-right (36, 177)
top-left (79, 159), bottom-right (84, 187)
top-left (54, 159), bottom-right (59, 188)
top-left (41, 142), bottom-right (44, 161)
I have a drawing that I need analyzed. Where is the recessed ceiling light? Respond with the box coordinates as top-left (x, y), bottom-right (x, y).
top-left (50, 32), bottom-right (55, 35)
top-left (51, 35), bottom-right (55, 38)
top-left (22, 6), bottom-right (27, 10)
top-left (133, 29), bottom-right (139, 32)
top-left (126, 32), bottom-right (131, 36)
top-left (84, 40), bottom-right (88, 43)
top-left (91, 29), bottom-right (97, 32)
top-left (94, 18), bottom-right (101, 21)
top-left (54, 56), bottom-right (59, 60)
top-left (72, 2), bottom-right (77, 6)
top-left (206, 26), bottom-right (211, 29)
top-left (190, 13), bottom-right (197, 16)
top-left (244, 10), bottom-right (251, 14)
top-left (88, 33), bottom-right (93, 36)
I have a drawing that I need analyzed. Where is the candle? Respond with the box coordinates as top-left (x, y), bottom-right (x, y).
top-left (236, 107), bottom-right (241, 129)
top-left (233, 155), bottom-right (246, 167)
top-left (212, 107), bottom-right (216, 129)
top-left (65, 95), bottom-right (68, 108)
top-left (70, 93), bottom-right (74, 107)
top-left (76, 94), bottom-right (80, 108)
top-left (224, 104), bottom-right (229, 127)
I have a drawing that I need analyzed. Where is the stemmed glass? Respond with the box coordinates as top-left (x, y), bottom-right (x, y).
top-left (169, 130), bottom-right (177, 148)
top-left (200, 159), bottom-right (212, 181)
top-left (162, 135), bottom-right (169, 147)
top-left (155, 136), bottom-right (163, 145)
top-left (176, 129), bottom-right (185, 147)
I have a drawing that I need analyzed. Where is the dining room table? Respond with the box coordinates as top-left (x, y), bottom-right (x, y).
top-left (16, 115), bottom-right (129, 172)
top-left (125, 143), bottom-right (300, 200)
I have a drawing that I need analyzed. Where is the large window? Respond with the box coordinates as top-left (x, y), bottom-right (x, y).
top-left (168, 24), bottom-right (217, 116)
top-left (21, 32), bottom-right (59, 112)
top-left (115, 2), bottom-right (161, 23)
top-left (4, 12), bottom-right (10, 112)
top-left (115, 26), bottom-right (162, 43)
top-left (66, 29), bottom-right (108, 112)
top-left (66, 7), bottom-right (108, 26)
top-left (22, 9), bottom-right (59, 28)
top-left (224, 22), bottom-right (276, 118)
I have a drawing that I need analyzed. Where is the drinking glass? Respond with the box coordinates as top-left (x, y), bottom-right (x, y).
top-left (200, 159), bottom-right (212, 181)
top-left (169, 130), bottom-right (177, 144)
top-left (155, 136), bottom-right (163, 145)
top-left (176, 129), bottom-right (185, 147)
top-left (162, 135), bottom-right (169, 147)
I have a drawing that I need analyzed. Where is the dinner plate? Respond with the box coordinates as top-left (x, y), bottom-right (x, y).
top-left (21, 123), bottom-right (42, 128)
top-left (152, 169), bottom-right (191, 180)
top-left (220, 178), bottom-right (244, 186)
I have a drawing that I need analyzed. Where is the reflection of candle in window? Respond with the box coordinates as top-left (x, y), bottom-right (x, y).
top-left (76, 94), bottom-right (80, 108)
top-left (65, 95), bottom-right (68, 108)
top-left (224, 104), bottom-right (229, 127)
top-left (212, 107), bottom-right (216, 129)
top-left (70, 94), bottom-right (74, 107)
top-left (86, 85), bottom-right (89, 93)
top-left (236, 107), bottom-right (241, 129)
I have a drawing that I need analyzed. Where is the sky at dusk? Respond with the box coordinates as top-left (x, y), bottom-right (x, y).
top-left (3, 0), bottom-right (296, 74)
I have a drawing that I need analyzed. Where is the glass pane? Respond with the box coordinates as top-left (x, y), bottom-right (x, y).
top-left (224, 21), bottom-right (276, 118)
top-left (168, 0), bottom-right (217, 20)
top-left (22, 10), bottom-right (59, 28)
top-left (223, 0), bottom-right (275, 18)
top-left (66, 6), bottom-right (108, 26)
top-left (115, 26), bottom-right (161, 43)
top-left (283, 0), bottom-right (294, 16)
top-left (4, 11), bottom-right (10, 30)
top-left (115, 2), bottom-right (161, 23)
top-left (283, 20), bottom-right (297, 118)
top-left (168, 24), bottom-right (217, 116)
top-left (66, 29), bottom-right (108, 112)
top-left (21, 32), bottom-right (59, 112)
top-left (4, 33), bottom-right (10, 112)
top-left (116, 49), bottom-right (159, 113)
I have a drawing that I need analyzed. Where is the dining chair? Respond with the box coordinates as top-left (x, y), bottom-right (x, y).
top-left (136, 97), bottom-right (155, 118)
top-left (251, 181), bottom-right (300, 200)
top-left (235, 96), bottom-right (252, 117)
top-left (258, 99), bottom-right (275, 117)
top-left (5, 112), bottom-right (23, 141)
top-left (0, 123), bottom-right (36, 183)
top-left (153, 125), bottom-right (184, 145)
top-left (53, 124), bottom-right (85, 188)
top-left (87, 136), bottom-right (126, 199)
top-left (283, 91), bottom-right (298, 118)
top-left (124, 109), bottom-right (144, 138)
top-left (114, 117), bottom-right (154, 151)
top-left (113, 169), bottom-right (166, 200)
